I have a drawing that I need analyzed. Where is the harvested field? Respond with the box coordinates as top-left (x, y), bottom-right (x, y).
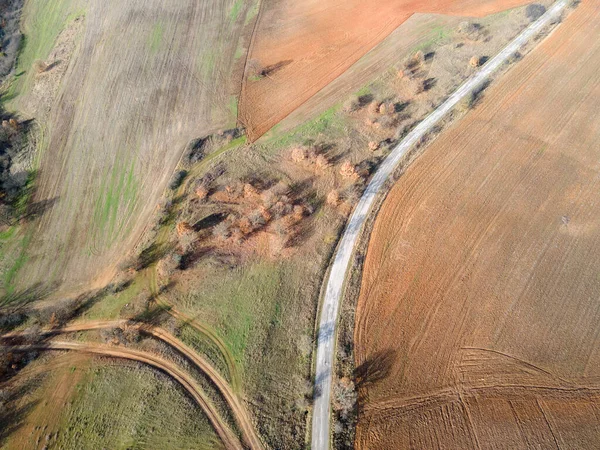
top-left (355, 1), bottom-right (600, 448)
top-left (240, 0), bottom-right (538, 140)
top-left (17, 0), bottom-right (255, 294)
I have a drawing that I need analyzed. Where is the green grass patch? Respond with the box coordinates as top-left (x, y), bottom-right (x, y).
top-left (177, 260), bottom-right (284, 365)
top-left (227, 96), bottom-right (238, 124)
top-left (0, 225), bottom-right (16, 241)
top-left (245, 0), bottom-right (260, 26)
top-left (263, 105), bottom-right (344, 151)
top-left (412, 25), bottom-right (453, 54)
top-left (50, 365), bottom-right (219, 449)
top-left (234, 44), bottom-right (245, 62)
top-left (2, 228), bottom-right (33, 297)
top-left (6, 0), bottom-right (84, 106)
top-left (199, 48), bottom-right (217, 78)
top-left (92, 157), bottom-right (139, 245)
top-left (148, 22), bottom-right (164, 54)
top-left (229, 0), bottom-right (243, 22)
top-left (355, 84), bottom-right (372, 97)
top-left (79, 278), bottom-right (145, 321)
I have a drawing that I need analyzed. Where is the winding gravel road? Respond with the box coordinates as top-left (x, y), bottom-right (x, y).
top-left (311, 1), bottom-right (569, 448)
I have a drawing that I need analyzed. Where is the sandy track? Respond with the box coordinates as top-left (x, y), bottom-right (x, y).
top-left (355, 1), bottom-right (600, 448)
top-left (310, 2), bottom-right (569, 448)
top-left (3, 320), bottom-right (263, 450)
top-left (23, 0), bottom-right (252, 294)
top-left (147, 266), bottom-right (242, 394)
top-left (240, 0), bottom-right (537, 140)
top-left (7, 340), bottom-right (243, 450)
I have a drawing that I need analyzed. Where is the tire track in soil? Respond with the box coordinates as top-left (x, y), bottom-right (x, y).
top-left (2, 320), bottom-right (263, 450)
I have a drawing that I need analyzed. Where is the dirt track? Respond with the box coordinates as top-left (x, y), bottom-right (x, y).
top-left (3, 320), bottom-right (263, 450)
top-left (7, 340), bottom-right (243, 450)
top-left (355, 1), bottom-right (600, 447)
top-left (22, 0), bottom-right (252, 294)
top-left (240, 0), bottom-right (536, 140)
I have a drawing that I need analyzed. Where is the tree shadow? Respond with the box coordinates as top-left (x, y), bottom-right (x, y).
top-left (260, 59), bottom-right (293, 77)
top-left (355, 349), bottom-right (397, 390)
top-left (422, 77), bottom-right (437, 92)
top-left (193, 212), bottom-right (226, 232)
top-left (136, 242), bottom-right (175, 270)
top-left (179, 246), bottom-right (214, 271)
top-left (20, 196), bottom-right (58, 222)
top-left (0, 282), bottom-right (59, 311)
top-left (0, 379), bottom-right (41, 446)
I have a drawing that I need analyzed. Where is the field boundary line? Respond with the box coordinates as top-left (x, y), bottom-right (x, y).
top-left (310, 1), bottom-right (570, 448)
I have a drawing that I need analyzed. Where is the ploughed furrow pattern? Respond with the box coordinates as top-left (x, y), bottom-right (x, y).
top-left (240, 0), bottom-right (536, 140)
top-left (355, 1), bottom-right (600, 448)
top-left (24, 0), bottom-right (252, 294)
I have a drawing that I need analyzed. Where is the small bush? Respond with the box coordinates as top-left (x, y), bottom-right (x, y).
top-left (169, 170), bottom-right (187, 190)
top-left (32, 60), bottom-right (48, 74)
top-left (526, 4), bottom-right (546, 22)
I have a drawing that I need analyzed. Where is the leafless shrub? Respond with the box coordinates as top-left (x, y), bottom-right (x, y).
top-left (195, 184), bottom-right (209, 200)
top-left (247, 59), bottom-right (265, 79)
top-left (120, 325), bottom-right (140, 344)
top-left (157, 252), bottom-right (182, 278)
top-left (367, 101), bottom-right (381, 115)
top-left (343, 97), bottom-right (361, 113)
top-left (458, 21), bottom-right (485, 43)
top-left (368, 141), bottom-right (380, 151)
top-left (315, 154), bottom-right (331, 170)
top-left (213, 220), bottom-right (231, 240)
top-left (32, 60), bottom-right (48, 74)
top-left (526, 4), bottom-right (546, 22)
top-left (333, 377), bottom-right (357, 419)
top-left (243, 183), bottom-right (260, 198)
top-left (339, 161), bottom-right (358, 179)
top-left (290, 146), bottom-right (308, 163)
top-left (327, 190), bottom-right (340, 207)
top-left (470, 55), bottom-right (482, 67)
top-left (33, 297), bottom-right (79, 327)
top-left (248, 209), bottom-right (267, 228)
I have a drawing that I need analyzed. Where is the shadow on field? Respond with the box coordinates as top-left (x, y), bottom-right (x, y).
top-left (0, 377), bottom-right (41, 447)
top-left (355, 349), bottom-right (397, 390)
top-left (0, 282), bottom-right (59, 311)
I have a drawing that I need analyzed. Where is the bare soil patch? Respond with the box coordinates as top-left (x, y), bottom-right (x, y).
top-left (240, 0), bottom-right (538, 140)
top-left (355, 2), bottom-right (600, 448)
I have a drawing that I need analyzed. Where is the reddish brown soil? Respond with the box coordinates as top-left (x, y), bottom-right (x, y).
top-left (240, 0), bottom-right (534, 140)
top-left (355, 2), bottom-right (600, 448)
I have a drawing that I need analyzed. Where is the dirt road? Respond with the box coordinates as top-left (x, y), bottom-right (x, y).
top-left (3, 320), bottom-right (263, 450)
top-left (311, 1), bottom-right (569, 448)
top-left (7, 340), bottom-right (244, 450)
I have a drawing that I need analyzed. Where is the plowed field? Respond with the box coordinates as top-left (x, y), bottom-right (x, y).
top-left (240, 0), bottom-right (535, 140)
top-left (355, 1), bottom-right (600, 448)
top-left (22, 0), bottom-right (253, 293)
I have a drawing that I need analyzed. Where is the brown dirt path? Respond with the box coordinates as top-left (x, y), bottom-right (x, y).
top-left (355, 1), bottom-right (600, 448)
top-left (240, 0), bottom-right (536, 140)
top-left (7, 340), bottom-right (244, 450)
top-left (3, 320), bottom-right (263, 450)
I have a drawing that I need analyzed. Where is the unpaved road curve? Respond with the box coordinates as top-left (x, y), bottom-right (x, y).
top-left (7, 340), bottom-right (243, 450)
top-left (3, 320), bottom-right (263, 450)
top-left (310, 2), bottom-right (569, 448)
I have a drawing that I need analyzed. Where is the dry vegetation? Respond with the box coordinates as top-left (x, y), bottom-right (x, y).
top-left (0, 0), bottom-right (566, 449)
top-left (355, 2), bottom-right (600, 448)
